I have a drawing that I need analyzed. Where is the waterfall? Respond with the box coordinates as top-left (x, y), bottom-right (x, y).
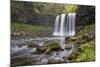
top-left (53, 13), bottom-right (76, 49)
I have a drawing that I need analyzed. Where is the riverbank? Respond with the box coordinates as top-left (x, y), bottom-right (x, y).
top-left (11, 22), bottom-right (53, 39)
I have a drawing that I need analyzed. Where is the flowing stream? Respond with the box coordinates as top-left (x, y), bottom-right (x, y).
top-left (11, 37), bottom-right (75, 66)
top-left (11, 13), bottom-right (76, 66)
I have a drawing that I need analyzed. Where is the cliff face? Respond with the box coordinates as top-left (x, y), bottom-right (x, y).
top-left (76, 6), bottom-right (95, 26)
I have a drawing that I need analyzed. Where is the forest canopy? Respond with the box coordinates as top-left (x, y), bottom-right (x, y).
top-left (11, 1), bottom-right (95, 26)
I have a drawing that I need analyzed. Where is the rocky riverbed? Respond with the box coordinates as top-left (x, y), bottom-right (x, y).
top-left (11, 37), bottom-right (76, 66)
top-left (11, 32), bottom-right (95, 66)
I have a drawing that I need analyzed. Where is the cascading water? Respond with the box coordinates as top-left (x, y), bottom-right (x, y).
top-left (53, 13), bottom-right (76, 49)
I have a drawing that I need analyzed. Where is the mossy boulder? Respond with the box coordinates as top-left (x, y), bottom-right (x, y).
top-left (44, 42), bottom-right (61, 50)
top-left (66, 39), bottom-right (95, 62)
top-left (65, 36), bottom-right (77, 42)
top-left (65, 33), bottom-right (95, 45)
top-left (37, 42), bottom-right (62, 53)
top-left (65, 35), bottom-right (85, 42)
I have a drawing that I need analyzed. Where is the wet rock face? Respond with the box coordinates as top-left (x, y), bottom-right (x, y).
top-left (76, 6), bottom-right (95, 26)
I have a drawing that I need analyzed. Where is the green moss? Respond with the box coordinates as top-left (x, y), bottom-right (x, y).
top-left (44, 43), bottom-right (60, 50)
top-left (77, 24), bottom-right (95, 34)
top-left (65, 36), bottom-right (77, 42)
top-left (75, 40), bottom-right (95, 62)
top-left (76, 53), bottom-right (86, 62)
top-left (67, 40), bottom-right (95, 62)
top-left (36, 42), bottom-right (61, 54)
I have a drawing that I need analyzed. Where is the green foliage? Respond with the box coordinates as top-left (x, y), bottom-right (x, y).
top-left (64, 5), bottom-right (78, 13)
top-left (11, 22), bottom-right (52, 32)
top-left (11, 1), bottom-right (79, 24)
top-left (78, 24), bottom-right (95, 34)
top-left (11, 1), bottom-right (34, 23)
top-left (66, 24), bottom-right (95, 62)
top-left (76, 40), bottom-right (95, 62)
top-left (11, 1), bottom-right (95, 26)
top-left (75, 24), bottom-right (95, 61)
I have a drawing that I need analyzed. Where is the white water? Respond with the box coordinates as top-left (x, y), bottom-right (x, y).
top-left (53, 13), bottom-right (76, 49)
